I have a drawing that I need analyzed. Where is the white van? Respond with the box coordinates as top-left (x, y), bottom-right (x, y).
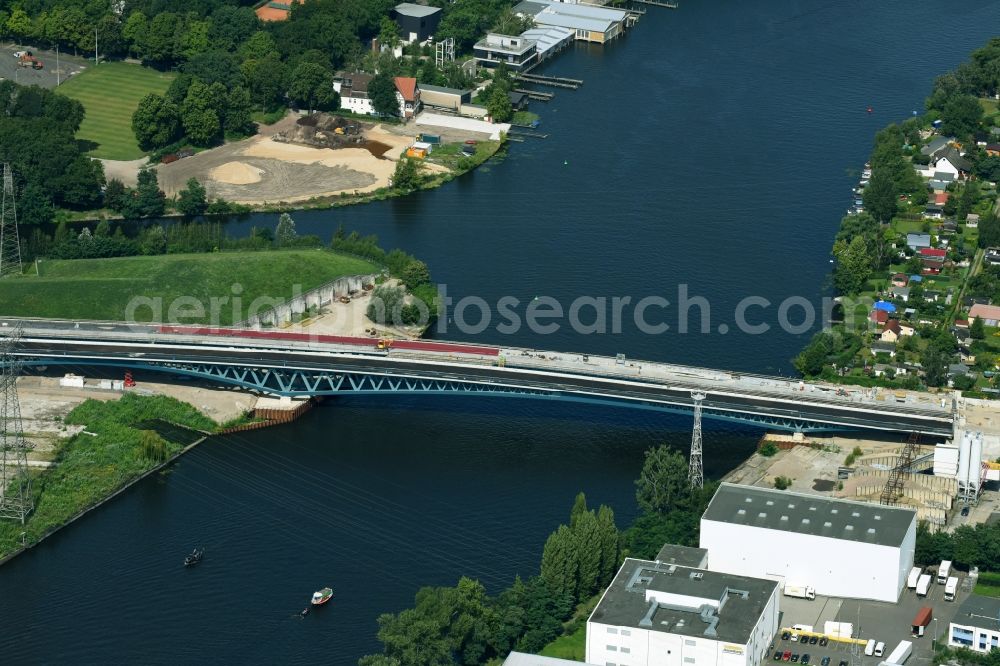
top-left (864, 640), bottom-right (876, 657)
top-left (874, 642), bottom-right (886, 657)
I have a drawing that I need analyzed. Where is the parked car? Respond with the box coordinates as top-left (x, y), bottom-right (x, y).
top-left (791, 654), bottom-right (800, 663)
top-left (783, 652), bottom-right (792, 661)
top-left (774, 652), bottom-right (783, 661)
top-left (819, 638), bottom-right (828, 647)
top-left (821, 657), bottom-right (831, 666)
top-left (782, 632), bottom-right (791, 641)
top-left (839, 660), bottom-right (848, 666)
top-left (962, 506), bottom-right (970, 516)
top-left (802, 654), bottom-right (810, 665)
top-left (809, 636), bottom-right (818, 645)
top-left (790, 634), bottom-right (799, 643)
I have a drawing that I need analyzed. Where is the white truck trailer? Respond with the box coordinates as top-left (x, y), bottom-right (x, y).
top-left (945, 576), bottom-right (959, 601)
top-left (916, 574), bottom-right (932, 596)
top-left (907, 567), bottom-right (921, 589)
top-left (885, 640), bottom-right (912, 665)
top-left (784, 584), bottom-right (816, 600)
top-left (938, 560), bottom-right (952, 584)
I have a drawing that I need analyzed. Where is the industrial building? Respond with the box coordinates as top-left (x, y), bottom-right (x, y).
top-left (586, 558), bottom-right (779, 666)
top-left (700, 484), bottom-right (917, 603)
top-left (655, 544), bottom-right (708, 569)
top-left (418, 84), bottom-right (472, 112)
top-left (503, 653), bottom-right (599, 665)
top-left (949, 594), bottom-right (1000, 652)
top-left (474, 33), bottom-right (539, 70)
top-left (393, 3), bottom-right (442, 44)
top-left (514, 0), bottom-right (628, 43)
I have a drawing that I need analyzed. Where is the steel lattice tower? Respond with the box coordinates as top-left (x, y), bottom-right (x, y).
top-left (0, 164), bottom-right (21, 278)
top-left (0, 324), bottom-right (33, 524)
top-left (688, 392), bottom-right (706, 489)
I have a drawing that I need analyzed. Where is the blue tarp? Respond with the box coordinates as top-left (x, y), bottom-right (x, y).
top-left (874, 301), bottom-right (896, 312)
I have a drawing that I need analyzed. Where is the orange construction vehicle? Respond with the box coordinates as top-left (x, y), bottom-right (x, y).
top-left (376, 339), bottom-right (392, 350)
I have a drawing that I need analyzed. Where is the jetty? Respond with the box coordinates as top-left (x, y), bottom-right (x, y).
top-left (514, 88), bottom-right (554, 102)
top-left (631, 0), bottom-right (678, 7)
top-left (515, 73), bottom-right (582, 90)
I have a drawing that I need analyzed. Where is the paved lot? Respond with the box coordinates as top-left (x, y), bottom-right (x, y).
top-left (0, 43), bottom-right (89, 88)
top-left (774, 580), bottom-right (969, 666)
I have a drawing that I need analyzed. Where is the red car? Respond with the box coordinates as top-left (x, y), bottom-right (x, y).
top-left (783, 652), bottom-right (792, 661)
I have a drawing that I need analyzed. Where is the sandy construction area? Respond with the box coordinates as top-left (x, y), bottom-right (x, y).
top-left (158, 123), bottom-right (417, 204)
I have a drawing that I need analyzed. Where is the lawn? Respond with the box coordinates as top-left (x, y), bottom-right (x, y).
top-left (0, 249), bottom-right (378, 324)
top-left (539, 623), bottom-right (586, 661)
top-left (58, 62), bottom-right (175, 160)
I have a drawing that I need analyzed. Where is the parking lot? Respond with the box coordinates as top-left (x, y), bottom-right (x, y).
top-left (773, 576), bottom-right (971, 666)
top-left (0, 43), bottom-right (89, 88)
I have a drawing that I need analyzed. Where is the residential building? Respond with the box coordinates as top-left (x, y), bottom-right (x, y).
top-left (870, 309), bottom-right (889, 325)
top-left (333, 72), bottom-right (375, 116)
top-left (393, 3), bottom-right (442, 44)
top-left (881, 320), bottom-right (901, 343)
top-left (393, 76), bottom-right (420, 119)
top-left (891, 274), bottom-right (908, 288)
top-left (970, 303), bottom-right (1000, 327)
top-left (890, 286), bottom-right (910, 302)
top-left (419, 84), bottom-right (472, 112)
top-left (924, 204), bottom-right (944, 219)
top-left (699, 483), bottom-right (917, 603)
top-left (920, 248), bottom-right (947, 259)
top-left (870, 341), bottom-right (897, 357)
top-left (474, 33), bottom-right (538, 70)
top-left (906, 233), bottom-right (931, 251)
top-left (515, 0), bottom-right (628, 43)
top-left (967, 213), bottom-right (980, 228)
top-left (921, 136), bottom-right (953, 158)
top-left (586, 558), bottom-right (780, 666)
top-left (520, 26), bottom-right (575, 61)
top-left (950, 594), bottom-right (1000, 652)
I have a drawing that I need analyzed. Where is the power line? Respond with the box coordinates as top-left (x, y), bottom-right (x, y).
top-left (0, 323), bottom-right (33, 524)
top-left (0, 163), bottom-right (21, 278)
top-left (688, 391), bottom-right (705, 489)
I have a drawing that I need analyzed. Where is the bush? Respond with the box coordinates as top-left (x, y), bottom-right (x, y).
top-left (844, 446), bottom-right (864, 466)
top-left (774, 476), bottom-right (792, 490)
top-left (759, 442), bottom-right (779, 457)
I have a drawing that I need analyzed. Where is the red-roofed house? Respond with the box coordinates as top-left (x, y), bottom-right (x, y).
top-left (891, 273), bottom-right (909, 288)
top-left (881, 319), bottom-right (902, 343)
top-left (934, 192), bottom-right (949, 206)
top-left (955, 318), bottom-right (970, 328)
top-left (970, 304), bottom-right (1000, 326)
top-left (920, 247), bottom-right (947, 258)
top-left (870, 309), bottom-right (889, 325)
top-left (393, 77), bottom-right (420, 119)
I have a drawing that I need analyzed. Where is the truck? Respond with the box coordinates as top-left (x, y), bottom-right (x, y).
top-left (784, 584), bottom-right (816, 600)
top-left (916, 574), bottom-right (932, 597)
top-left (17, 52), bottom-right (42, 69)
top-left (907, 566), bottom-right (922, 589)
top-left (823, 621), bottom-right (854, 639)
top-left (944, 576), bottom-right (959, 601)
top-left (885, 640), bottom-right (912, 665)
top-left (911, 607), bottom-right (932, 637)
top-left (938, 560), bottom-right (952, 584)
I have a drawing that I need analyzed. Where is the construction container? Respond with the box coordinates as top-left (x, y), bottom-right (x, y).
top-left (418, 133), bottom-right (441, 144)
top-left (406, 147), bottom-right (427, 159)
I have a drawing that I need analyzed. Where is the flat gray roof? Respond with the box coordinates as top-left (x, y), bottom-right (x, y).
top-left (589, 558), bottom-right (776, 643)
top-left (418, 84), bottom-right (469, 95)
top-left (655, 544), bottom-right (708, 568)
top-left (702, 483), bottom-right (916, 548)
top-left (954, 594), bottom-right (1000, 632)
top-left (394, 3), bottom-right (441, 18)
top-left (503, 652), bottom-right (600, 666)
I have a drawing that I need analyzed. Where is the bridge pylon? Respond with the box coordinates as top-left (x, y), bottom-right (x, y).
top-left (0, 324), bottom-right (33, 524)
top-left (689, 391), bottom-right (706, 489)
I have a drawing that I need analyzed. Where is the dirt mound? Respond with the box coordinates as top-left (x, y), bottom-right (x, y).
top-left (275, 113), bottom-right (372, 149)
top-left (210, 161), bottom-right (264, 185)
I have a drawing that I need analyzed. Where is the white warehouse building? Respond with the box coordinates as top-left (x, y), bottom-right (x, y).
top-left (586, 558), bottom-right (779, 666)
top-left (699, 484), bottom-right (917, 603)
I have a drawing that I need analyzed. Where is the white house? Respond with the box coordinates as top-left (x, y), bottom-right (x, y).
top-left (332, 72), bottom-right (375, 116)
top-left (950, 595), bottom-right (1000, 652)
top-left (587, 558), bottom-right (780, 666)
top-left (699, 484), bottom-right (917, 603)
top-left (933, 156), bottom-right (961, 179)
top-left (393, 76), bottom-right (420, 119)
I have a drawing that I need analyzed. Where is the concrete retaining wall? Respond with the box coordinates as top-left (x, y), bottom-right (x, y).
top-left (237, 273), bottom-right (377, 329)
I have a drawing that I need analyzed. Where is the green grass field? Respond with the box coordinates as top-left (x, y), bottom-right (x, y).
top-left (539, 624), bottom-right (586, 660)
top-left (58, 62), bottom-right (176, 160)
top-left (0, 250), bottom-right (378, 324)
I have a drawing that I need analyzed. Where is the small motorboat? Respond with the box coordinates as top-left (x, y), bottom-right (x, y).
top-left (184, 548), bottom-right (204, 567)
top-left (311, 587), bottom-right (333, 606)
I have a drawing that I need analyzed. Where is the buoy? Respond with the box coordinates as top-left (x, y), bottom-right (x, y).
top-left (563, 160), bottom-right (568, 165)
top-left (866, 106), bottom-right (873, 114)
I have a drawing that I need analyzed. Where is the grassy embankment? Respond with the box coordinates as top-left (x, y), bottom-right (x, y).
top-left (0, 249), bottom-right (378, 324)
top-left (58, 62), bottom-right (175, 160)
top-left (974, 571), bottom-right (1000, 598)
top-left (0, 394), bottom-right (213, 561)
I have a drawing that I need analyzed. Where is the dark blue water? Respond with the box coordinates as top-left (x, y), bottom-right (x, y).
top-left (3, 1), bottom-right (1000, 663)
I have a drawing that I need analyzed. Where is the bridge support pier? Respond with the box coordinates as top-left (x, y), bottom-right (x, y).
top-left (688, 392), bottom-right (705, 489)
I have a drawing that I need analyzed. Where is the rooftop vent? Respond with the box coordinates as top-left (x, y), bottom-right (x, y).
top-left (690, 572), bottom-right (704, 580)
top-left (846, 525), bottom-right (854, 531)
top-left (802, 518), bottom-right (810, 525)
top-left (852, 511), bottom-right (860, 517)
top-left (766, 500), bottom-right (774, 506)
top-left (737, 509), bottom-right (746, 515)
top-left (780, 515), bottom-right (789, 521)
top-left (831, 508), bottom-right (838, 514)
top-left (788, 503), bottom-right (796, 509)
top-left (874, 515), bottom-right (882, 521)
top-left (867, 528), bottom-right (876, 534)
top-left (809, 506), bottom-right (817, 511)
top-left (745, 498), bottom-right (753, 503)
top-left (824, 521), bottom-right (832, 527)
top-left (758, 512), bottom-right (767, 518)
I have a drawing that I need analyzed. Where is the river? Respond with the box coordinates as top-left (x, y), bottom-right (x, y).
top-left (2, 1), bottom-right (999, 663)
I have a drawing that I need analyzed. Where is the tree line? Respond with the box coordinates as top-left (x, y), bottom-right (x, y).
top-left (357, 444), bottom-right (716, 665)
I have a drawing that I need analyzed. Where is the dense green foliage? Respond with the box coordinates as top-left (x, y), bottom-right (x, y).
top-left (0, 80), bottom-right (105, 216)
top-left (0, 394), bottom-right (214, 560)
top-left (915, 520), bottom-right (1000, 571)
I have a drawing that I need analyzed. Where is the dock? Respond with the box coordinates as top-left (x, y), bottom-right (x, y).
top-left (508, 129), bottom-right (548, 139)
top-left (515, 73), bottom-right (582, 90)
top-left (514, 88), bottom-right (554, 102)
top-left (631, 0), bottom-right (678, 7)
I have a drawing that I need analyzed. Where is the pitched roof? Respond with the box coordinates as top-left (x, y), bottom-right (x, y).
top-left (393, 76), bottom-right (418, 102)
top-left (970, 303), bottom-right (1000, 321)
top-left (394, 2), bottom-right (441, 18)
top-left (920, 248), bottom-right (947, 258)
top-left (870, 309), bottom-right (889, 324)
top-left (883, 320), bottom-right (901, 335)
top-left (937, 146), bottom-right (972, 172)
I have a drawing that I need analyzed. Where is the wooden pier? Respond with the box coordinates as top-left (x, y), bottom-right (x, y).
top-left (515, 73), bottom-right (582, 90)
top-left (508, 129), bottom-right (548, 139)
top-left (514, 88), bottom-right (554, 101)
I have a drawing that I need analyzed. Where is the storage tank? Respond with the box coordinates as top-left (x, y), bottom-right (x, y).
top-left (970, 433), bottom-right (984, 492)
top-left (957, 432), bottom-right (971, 489)
top-left (933, 442), bottom-right (960, 478)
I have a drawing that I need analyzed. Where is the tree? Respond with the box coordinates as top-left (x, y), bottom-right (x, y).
top-left (595, 504), bottom-right (619, 585)
top-left (181, 80), bottom-right (221, 146)
top-left (922, 348), bottom-right (949, 388)
top-left (18, 183), bottom-right (54, 225)
top-left (540, 524), bottom-right (578, 599)
top-left (104, 179), bottom-right (126, 212)
top-left (971, 317), bottom-right (986, 340)
top-left (978, 213), bottom-right (1000, 249)
top-left (401, 259), bottom-right (431, 287)
top-left (941, 95), bottom-right (984, 139)
top-left (127, 168), bottom-right (165, 218)
top-left (794, 331), bottom-right (833, 376)
top-left (832, 235), bottom-right (873, 295)
top-left (276, 213), bottom-right (298, 246)
top-left (288, 62), bottom-right (337, 113)
top-left (369, 73), bottom-right (400, 117)
top-left (573, 510), bottom-right (602, 601)
top-left (862, 169), bottom-right (898, 224)
top-left (569, 492), bottom-right (587, 529)
top-left (243, 53), bottom-right (288, 112)
top-left (176, 178), bottom-right (208, 217)
top-left (635, 445), bottom-right (690, 515)
top-left (392, 158), bottom-right (422, 191)
top-left (225, 87), bottom-right (255, 136)
top-left (486, 86), bottom-right (513, 123)
top-left (132, 94), bottom-right (181, 150)
top-left (378, 17), bottom-right (400, 51)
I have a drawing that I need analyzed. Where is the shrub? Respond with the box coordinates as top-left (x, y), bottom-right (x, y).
top-left (759, 442), bottom-right (779, 457)
top-left (774, 476), bottom-right (792, 490)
